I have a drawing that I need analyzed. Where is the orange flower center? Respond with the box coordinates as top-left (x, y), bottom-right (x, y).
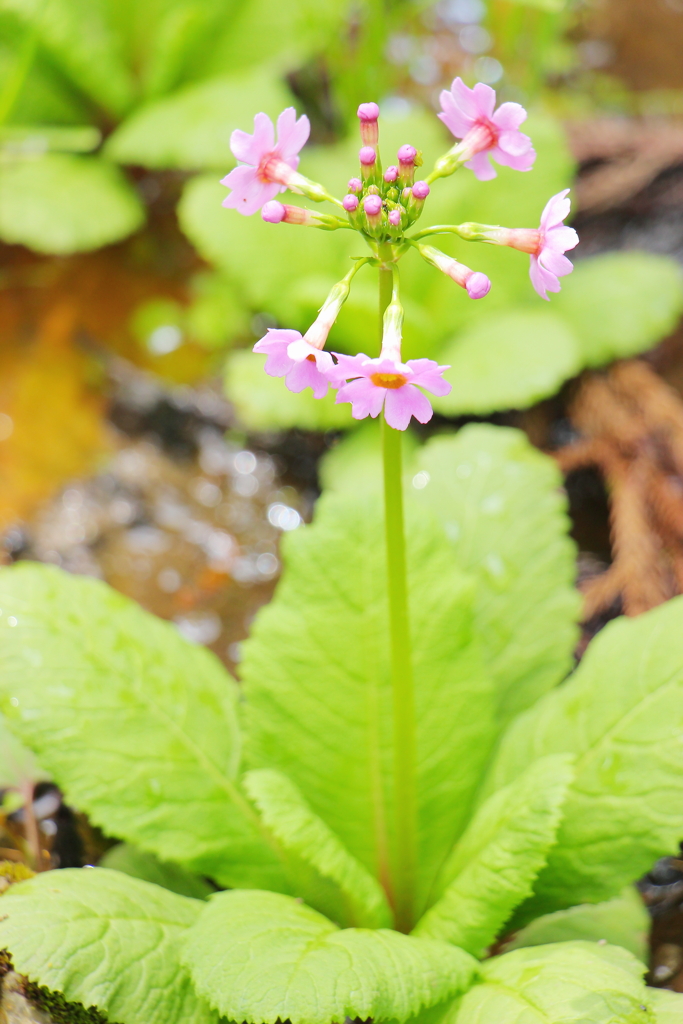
top-left (371, 372), bottom-right (408, 389)
top-left (306, 354), bottom-right (316, 362)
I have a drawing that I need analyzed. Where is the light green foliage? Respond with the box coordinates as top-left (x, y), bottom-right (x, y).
top-left (0, 563), bottom-right (284, 890)
top-left (416, 426), bottom-right (580, 723)
top-left (0, 867), bottom-right (217, 1024)
top-left (554, 252), bottom-right (683, 367)
top-left (241, 490), bottom-right (496, 916)
top-left (244, 768), bottom-right (393, 928)
top-left (0, 154), bottom-right (144, 253)
top-left (318, 419), bottom-right (419, 493)
top-left (185, 271), bottom-right (249, 349)
top-left (225, 349), bottom-right (353, 430)
top-left (105, 67), bottom-right (292, 170)
top-left (414, 756), bottom-right (574, 956)
top-left (649, 989), bottom-right (683, 1024)
top-left (0, 711), bottom-right (48, 792)
top-left (433, 310), bottom-right (580, 416)
top-left (182, 889), bottom-right (479, 1024)
top-left (451, 941), bottom-right (651, 1024)
top-left (484, 596), bottom-right (683, 915)
top-left (100, 844), bottom-right (214, 900)
top-left (505, 887), bottom-right (650, 963)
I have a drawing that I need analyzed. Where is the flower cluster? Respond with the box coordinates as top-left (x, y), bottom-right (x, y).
top-left (221, 78), bottom-right (579, 430)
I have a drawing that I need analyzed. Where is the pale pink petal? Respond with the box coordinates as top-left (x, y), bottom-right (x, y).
top-left (230, 128), bottom-right (261, 165)
top-left (540, 189), bottom-right (571, 230)
top-left (539, 249), bottom-right (574, 277)
top-left (285, 359), bottom-right (329, 398)
top-left (336, 377), bottom-right (386, 420)
top-left (368, 356), bottom-right (412, 376)
top-left (408, 359), bottom-right (452, 396)
top-left (250, 112), bottom-right (275, 159)
top-left (465, 150), bottom-right (497, 181)
top-left (530, 255), bottom-right (560, 300)
top-left (472, 82), bottom-right (496, 119)
top-left (328, 352), bottom-right (373, 384)
top-left (222, 171), bottom-right (280, 215)
top-left (220, 164), bottom-right (256, 191)
top-left (450, 77), bottom-right (481, 120)
top-left (490, 101), bottom-right (527, 131)
top-left (497, 128), bottom-right (532, 157)
top-left (384, 385), bottom-right (433, 430)
top-left (254, 328), bottom-right (302, 351)
top-left (491, 138), bottom-right (536, 172)
top-left (276, 108), bottom-right (310, 162)
top-left (544, 224), bottom-right (579, 252)
top-left (438, 89), bottom-right (475, 138)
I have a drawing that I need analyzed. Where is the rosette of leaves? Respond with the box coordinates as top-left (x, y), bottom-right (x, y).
top-left (0, 424), bottom-right (682, 1023)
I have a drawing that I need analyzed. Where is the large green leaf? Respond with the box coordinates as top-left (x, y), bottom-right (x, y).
top-left (484, 595), bottom-right (683, 915)
top-left (415, 427), bottom-right (580, 723)
top-left (244, 768), bottom-right (392, 928)
top-left (451, 941), bottom-right (650, 1024)
top-left (504, 887), bottom-right (650, 962)
top-left (0, 711), bottom-right (48, 792)
top-left (0, 154), bottom-right (145, 254)
top-left (432, 310), bottom-right (580, 416)
top-left (242, 490), bottom-right (496, 919)
top-left (413, 755), bottom-right (574, 956)
top-left (0, 867), bottom-right (217, 1024)
top-left (100, 844), bottom-right (214, 901)
top-left (182, 889), bottom-right (478, 1024)
top-left (106, 68), bottom-right (292, 170)
top-left (0, 563), bottom-right (284, 890)
top-left (650, 989), bottom-right (683, 1024)
top-left (225, 349), bottom-right (353, 431)
top-left (553, 252), bottom-right (683, 367)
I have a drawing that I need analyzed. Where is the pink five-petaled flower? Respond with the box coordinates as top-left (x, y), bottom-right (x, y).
top-left (221, 108), bottom-right (310, 216)
top-left (529, 189), bottom-right (579, 300)
top-left (331, 354), bottom-right (451, 431)
top-left (253, 329), bottom-right (333, 399)
top-left (438, 78), bottom-right (535, 181)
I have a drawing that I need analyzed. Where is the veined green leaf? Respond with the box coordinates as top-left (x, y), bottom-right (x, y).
top-left (650, 989), bottom-right (683, 1024)
top-left (0, 563), bottom-right (285, 891)
top-left (242, 490), bottom-right (496, 919)
top-left (504, 887), bottom-right (650, 963)
top-left (484, 595), bottom-right (683, 915)
top-left (105, 68), bottom-right (292, 170)
top-left (182, 889), bottom-right (479, 1024)
top-left (0, 867), bottom-right (217, 1024)
top-left (0, 154), bottom-right (145, 254)
top-left (432, 310), bottom-right (580, 416)
top-left (100, 844), bottom-right (214, 901)
top-left (0, 711), bottom-right (48, 792)
top-left (244, 768), bottom-right (392, 928)
top-left (415, 426), bottom-right (580, 723)
top-left (414, 755), bottom-right (574, 956)
top-left (554, 252), bottom-right (683, 367)
top-left (452, 941), bottom-right (651, 1024)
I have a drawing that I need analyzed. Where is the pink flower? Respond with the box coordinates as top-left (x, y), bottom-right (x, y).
top-left (529, 189), bottom-right (579, 300)
top-left (331, 354), bottom-right (451, 430)
top-left (253, 329), bottom-right (333, 399)
top-left (221, 108), bottom-right (310, 216)
top-left (438, 78), bottom-right (535, 181)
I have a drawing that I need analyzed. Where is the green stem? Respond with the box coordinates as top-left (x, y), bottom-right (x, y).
top-left (379, 269), bottom-right (417, 933)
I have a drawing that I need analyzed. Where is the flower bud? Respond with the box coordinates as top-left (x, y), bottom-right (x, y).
top-left (348, 177), bottom-right (362, 193)
top-left (384, 166), bottom-right (399, 183)
top-left (363, 193), bottom-right (383, 233)
top-left (412, 181), bottom-right (430, 200)
top-left (357, 102), bottom-right (380, 146)
top-left (262, 200), bottom-right (286, 223)
top-left (388, 209), bottom-right (401, 228)
top-left (398, 144), bottom-right (417, 186)
top-left (343, 194), bottom-right (359, 212)
top-left (359, 146), bottom-right (377, 183)
top-left (416, 243), bottom-right (491, 300)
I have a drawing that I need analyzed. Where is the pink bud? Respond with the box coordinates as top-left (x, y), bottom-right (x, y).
top-left (343, 194), bottom-right (359, 211)
top-left (359, 146), bottom-right (376, 166)
top-left (412, 180), bottom-right (430, 199)
top-left (465, 272), bottom-right (492, 299)
top-left (388, 210), bottom-right (401, 227)
top-left (384, 166), bottom-right (399, 182)
top-left (398, 144), bottom-right (417, 165)
top-left (401, 187), bottom-right (412, 203)
top-left (363, 194), bottom-right (382, 216)
top-left (348, 178), bottom-right (362, 193)
top-left (357, 102), bottom-right (380, 122)
top-left (262, 200), bottom-right (286, 223)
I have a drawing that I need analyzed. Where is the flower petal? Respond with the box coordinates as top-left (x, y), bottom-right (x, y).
top-left (408, 359), bottom-right (452, 397)
top-left (276, 108), bottom-right (310, 162)
top-left (464, 150), bottom-right (497, 181)
top-left (491, 101), bottom-right (527, 131)
top-left (544, 224), bottom-right (579, 253)
top-left (539, 248), bottom-right (574, 278)
top-left (529, 255), bottom-right (561, 300)
top-left (329, 352), bottom-right (373, 383)
top-left (221, 165), bottom-right (280, 215)
top-left (449, 77), bottom-right (482, 120)
top-left (540, 189), bottom-right (571, 230)
top-left (497, 128), bottom-right (533, 157)
top-left (285, 359), bottom-right (329, 398)
top-left (384, 385), bottom-right (433, 430)
top-left (335, 377), bottom-right (385, 419)
top-left (490, 141), bottom-right (536, 173)
top-left (472, 82), bottom-right (496, 120)
top-left (438, 89), bottom-right (475, 139)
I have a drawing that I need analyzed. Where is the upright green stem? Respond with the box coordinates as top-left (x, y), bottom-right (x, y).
top-left (379, 260), bottom-right (417, 933)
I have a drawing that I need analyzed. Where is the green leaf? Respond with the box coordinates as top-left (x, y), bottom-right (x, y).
top-left (483, 595), bottom-right (683, 915)
top-left (100, 844), bottom-right (214, 901)
top-left (0, 563), bottom-right (285, 891)
top-left (318, 419), bottom-right (419, 494)
top-left (242, 490), bottom-right (496, 918)
top-left (0, 154), bottom-right (145, 254)
top-left (650, 989), bottom-right (683, 1024)
top-left (224, 348), bottom-right (353, 431)
top-left (244, 768), bottom-right (393, 928)
top-left (182, 889), bottom-right (479, 1024)
top-left (0, 867), bottom-right (216, 1024)
top-left (0, 711), bottom-right (48, 792)
top-left (432, 310), bottom-right (580, 416)
top-left (415, 426), bottom-right (580, 723)
top-left (553, 252), bottom-right (683, 367)
top-left (452, 941), bottom-right (651, 1024)
top-left (504, 887), bottom-right (650, 963)
top-left (105, 68), bottom-right (293, 170)
top-left (413, 755), bottom-right (574, 956)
